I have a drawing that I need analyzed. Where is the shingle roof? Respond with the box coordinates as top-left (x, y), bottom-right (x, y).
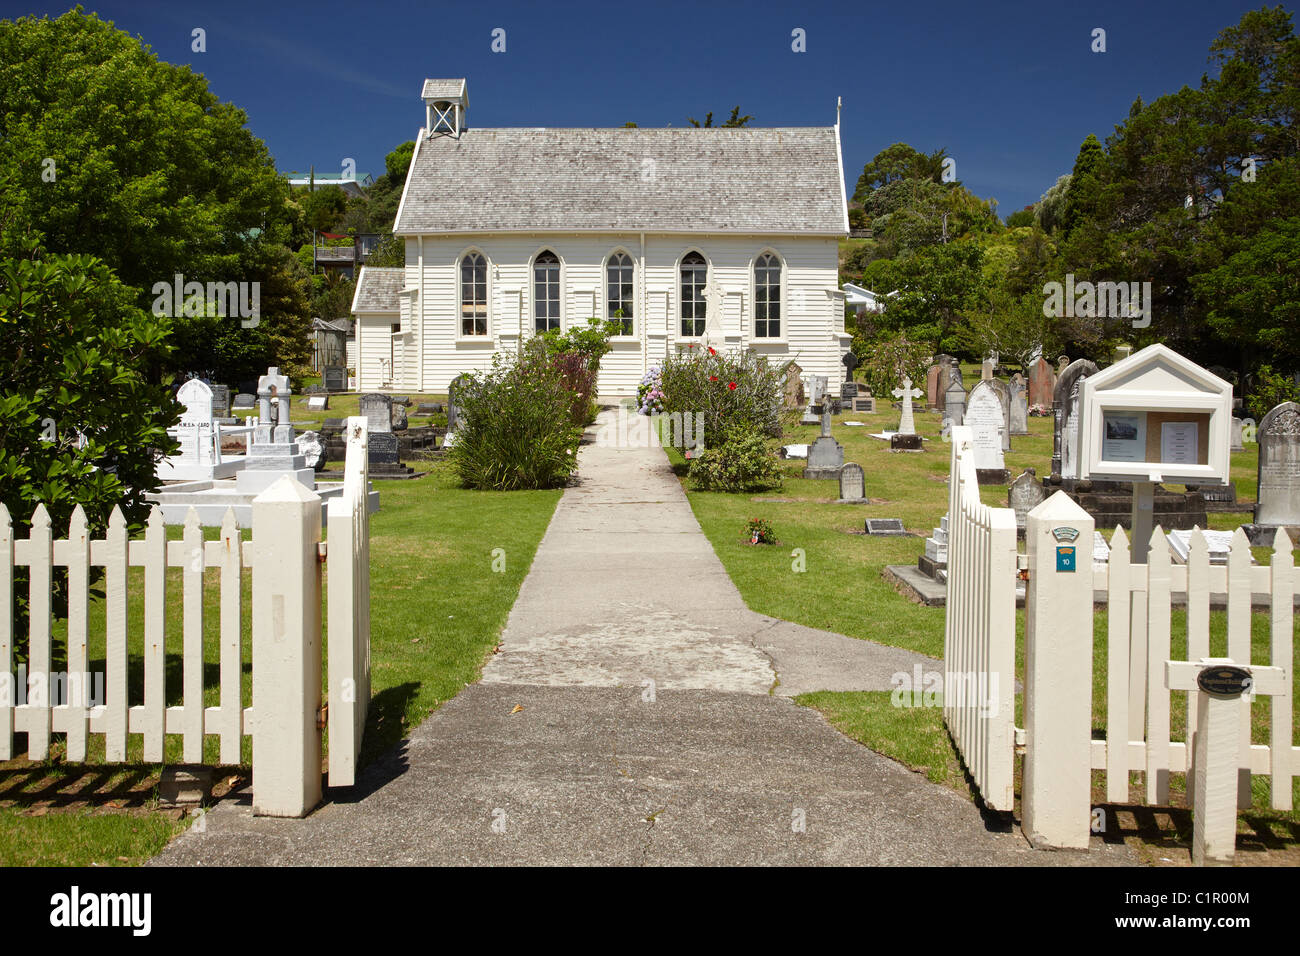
top-left (394, 127), bottom-right (847, 235)
top-left (351, 267), bottom-right (404, 313)
top-left (421, 79), bottom-right (466, 101)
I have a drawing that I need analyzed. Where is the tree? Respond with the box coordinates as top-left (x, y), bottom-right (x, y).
top-left (867, 242), bottom-right (985, 351)
top-left (301, 184), bottom-right (349, 233)
top-left (688, 106), bottom-right (753, 127)
top-left (1059, 134), bottom-right (1105, 238)
top-left (0, 240), bottom-right (180, 623)
top-left (0, 10), bottom-right (291, 301)
top-left (1034, 174), bottom-right (1071, 233)
top-left (853, 143), bottom-right (949, 203)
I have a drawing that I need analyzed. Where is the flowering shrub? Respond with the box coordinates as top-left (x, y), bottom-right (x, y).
top-left (659, 345), bottom-right (785, 446)
top-left (687, 427), bottom-right (783, 493)
top-left (638, 365), bottom-right (665, 415)
top-left (1029, 403), bottom-right (1049, 417)
top-left (745, 516), bottom-right (776, 545)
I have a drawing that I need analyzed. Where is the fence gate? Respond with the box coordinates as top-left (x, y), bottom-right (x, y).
top-left (942, 426), bottom-right (1017, 811)
top-left (326, 420), bottom-right (372, 787)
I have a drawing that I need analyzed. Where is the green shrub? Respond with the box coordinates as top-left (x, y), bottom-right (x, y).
top-left (688, 428), bottom-right (783, 493)
top-left (447, 345), bottom-right (583, 490)
top-left (660, 346), bottom-right (787, 447)
top-left (1247, 364), bottom-right (1300, 420)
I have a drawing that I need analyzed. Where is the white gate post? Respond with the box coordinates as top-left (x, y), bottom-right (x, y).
top-left (1023, 491), bottom-right (1095, 848)
top-left (251, 476), bottom-right (323, 817)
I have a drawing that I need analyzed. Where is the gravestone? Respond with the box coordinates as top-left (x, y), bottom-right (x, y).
top-left (926, 364), bottom-right (943, 411)
top-left (1008, 468), bottom-right (1046, 536)
top-left (1027, 356), bottom-right (1054, 410)
top-left (416, 403), bottom-right (443, 416)
top-left (944, 380), bottom-right (967, 429)
top-left (803, 403), bottom-right (844, 479)
top-left (783, 362), bottom-right (804, 408)
top-left (865, 518), bottom-right (909, 536)
top-left (1052, 359), bottom-right (1099, 480)
top-left (918, 515), bottom-right (949, 581)
top-left (853, 396), bottom-right (876, 413)
top-left (966, 381), bottom-right (1009, 484)
top-left (1057, 355), bottom-right (1070, 375)
top-left (1009, 373), bottom-right (1029, 436)
top-left (322, 418), bottom-right (345, 430)
top-left (235, 367), bottom-right (315, 494)
top-left (1230, 417), bottom-right (1245, 453)
top-left (1246, 402), bottom-right (1300, 542)
top-left (323, 365), bottom-right (347, 392)
top-left (838, 462), bottom-right (866, 503)
top-left (211, 384), bottom-right (231, 419)
top-left (158, 379), bottom-right (237, 481)
top-left (360, 393), bottom-right (393, 434)
top-left (800, 374), bottom-right (826, 426)
top-left (447, 374), bottom-right (474, 432)
top-left (233, 392), bottom-right (256, 410)
top-left (841, 382), bottom-right (859, 401)
top-left (980, 378), bottom-right (1012, 452)
top-left (841, 350), bottom-right (859, 378)
top-left (391, 404), bottom-right (409, 431)
top-left (297, 431), bottom-right (326, 471)
top-left (892, 376), bottom-right (923, 436)
top-left (303, 385), bottom-right (328, 396)
top-left (981, 359), bottom-right (994, 382)
top-left (306, 395), bottom-right (328, 412)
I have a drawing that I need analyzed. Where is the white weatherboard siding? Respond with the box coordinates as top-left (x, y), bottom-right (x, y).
top-left (407, 234), bottom-right (845, 397)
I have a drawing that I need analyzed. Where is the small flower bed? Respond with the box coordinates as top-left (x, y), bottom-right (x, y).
top-left (745, 517), bottom-right (776, 545)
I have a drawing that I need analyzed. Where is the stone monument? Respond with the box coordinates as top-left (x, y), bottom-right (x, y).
top-left (803, 403), bottom-right (844, 479)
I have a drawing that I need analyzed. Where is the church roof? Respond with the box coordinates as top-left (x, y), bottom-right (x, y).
top-left (351, 266), bottom-right (404, 313)
top-left (393, 126), bottom-right (848, 236)
top-left (421, 79), bottom-right (467, 101)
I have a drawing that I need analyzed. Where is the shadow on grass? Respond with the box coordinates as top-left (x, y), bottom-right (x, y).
top-left (0, 762), bottom-right (159, 810)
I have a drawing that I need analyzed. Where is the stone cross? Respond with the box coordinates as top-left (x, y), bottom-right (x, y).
top-left (892, 376), bottom-right (923, 436)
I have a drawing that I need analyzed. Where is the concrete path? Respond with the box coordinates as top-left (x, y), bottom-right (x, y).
top-left (152, 410), bottom-right (1132, 866)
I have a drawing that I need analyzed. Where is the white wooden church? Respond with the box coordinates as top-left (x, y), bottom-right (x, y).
top-left (351, 78), bottom-right (851, 398)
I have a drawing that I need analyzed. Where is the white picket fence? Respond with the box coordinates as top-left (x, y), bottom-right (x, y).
top-left (1089, 525), bottom-right (1295, 810)
top-left (0, 417), bottom-right (373, 817)
top-left (942, 426), bottom-right (1017, 811)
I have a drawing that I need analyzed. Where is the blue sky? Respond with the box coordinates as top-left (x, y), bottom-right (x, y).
top-left (7, 0), bottom-right (1285, 217)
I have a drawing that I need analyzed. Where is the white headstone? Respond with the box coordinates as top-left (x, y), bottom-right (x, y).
top-left (966, 381), bottom-right (1007, 474)
top-left (892, 376), bottom-right (923, 436)
top-left (176, 379), bottom-right (215, 463)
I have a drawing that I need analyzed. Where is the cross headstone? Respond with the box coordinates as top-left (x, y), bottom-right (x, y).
top-left (838, 462), bottom-right (866, 503)
top-left (255, 367), bottom-right (293, 445)
top-left (359, 393), bottom-right (393, 435)
top-left (892, 376), bottom-right (923, 436)
top-left (1252, 402), bottom-right (1300, 529)
top-left (966, 380), bottom-right (1008, 483)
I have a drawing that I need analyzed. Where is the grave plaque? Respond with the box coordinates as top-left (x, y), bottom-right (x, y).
top-left (854, 397), bottom-right (876, 413)
top-left (233, 392), bottom-right (256, 410)
top-left (368, 432), bottom-right (400, 464)
top-left (306, 395), bottom-right (328, 412)
top-left (211, 384), bottom-right (231, 419)
top-left (865, 518), bottom-right (909, 536)
top-left (966, 381), bottom-right (1008, 483)
top-left (360, 393), bottom-right (393, 434)
top-left (838, 462), bottom-right (866, 503)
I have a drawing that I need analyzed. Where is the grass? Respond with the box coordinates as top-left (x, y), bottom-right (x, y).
top-left (0, 458), bottom-right (560, 865)
top-left (669, 369), bottom-right (1299, 855)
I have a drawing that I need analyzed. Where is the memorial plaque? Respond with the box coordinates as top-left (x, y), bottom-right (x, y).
top-left (1196, 664), bottom-right (1253, 699)
top-left (323, 366), bottom-right (347, 392)
top-left (1254, 401), bottom-right (1300, 528)
top-left (368, 432), bottom-right (400, 464)
top-left (359, 393), bottom-right (393, 434)
top-left (865, 518), bottom-right (909, 536)
top-left (839, 462), bottom-right (866, 502)
top-left (966, 381), bottom-right (1007, 478)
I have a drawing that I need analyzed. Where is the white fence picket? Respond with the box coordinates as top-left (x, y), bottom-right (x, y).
top-left (1185, 529), bottom-right (1211, 789)
top-left (1106, 526), bottom-right (1132, 802)
top-left (63, 505), bottom-right (91, 761)
top-left (136, 507), bottom-right (164, 761)
top-left (26, 505), bottom-right (53, 758)
top-left (1226, 528), bottom-right (1253, 807)
top-left (1269, 529), bottom-right (1294, 810)
top-left (1145, 528), bottom-right (1172, 805)
top-left (179, 508), bottom-right (205, 762)
top-left (217, 508), bottom-right (243, 764)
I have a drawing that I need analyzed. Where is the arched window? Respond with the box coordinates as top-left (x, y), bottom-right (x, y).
top-left (754, 252), bottom-right (781, 338)
top-left (607, 252), bottom-right (634, 335)
top-left (680, 252), bottom-right (707, 337)
top-left (460, 252), bottom-right (487, 336)
top-left (534, 251), bottom-right (561, 332)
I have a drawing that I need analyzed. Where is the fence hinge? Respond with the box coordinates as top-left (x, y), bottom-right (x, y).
top-left (317, 541), bottom-right (328, 562)
top-left (317, 701), bottom-right (328, 731)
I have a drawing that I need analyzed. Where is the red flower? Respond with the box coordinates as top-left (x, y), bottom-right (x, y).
top-left (710, 375), bottom-right (718, 382)
top-left (728, 381), bottom-right (737, 390)
top-left (708, 347), bottom-right (716, 355)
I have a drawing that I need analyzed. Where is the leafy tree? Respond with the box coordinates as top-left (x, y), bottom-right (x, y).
top-left (365, 234), bottom-right (406, 268)
top-left (0, 9), bottom-right (291, 302)
top-left (301, 183), bottom-right (349, 233)
top-left (1059, 134), bottom-right (1105, 238)
top-left (1006, 207), bottom-right (1035, 228)
top-left (0, 241), bottom-right (180, 625)
top-left (1034, 174), bottom-right (1072, 234)
top-left (855, 331), bottom-right (933, 404)
top-left (866, 242), bottom-right (985, 351)
top-left (853, 143), bottom-right (949, 203)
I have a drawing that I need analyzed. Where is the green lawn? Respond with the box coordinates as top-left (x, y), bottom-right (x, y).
top-left (0, 460), bottom-right (560, 865)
